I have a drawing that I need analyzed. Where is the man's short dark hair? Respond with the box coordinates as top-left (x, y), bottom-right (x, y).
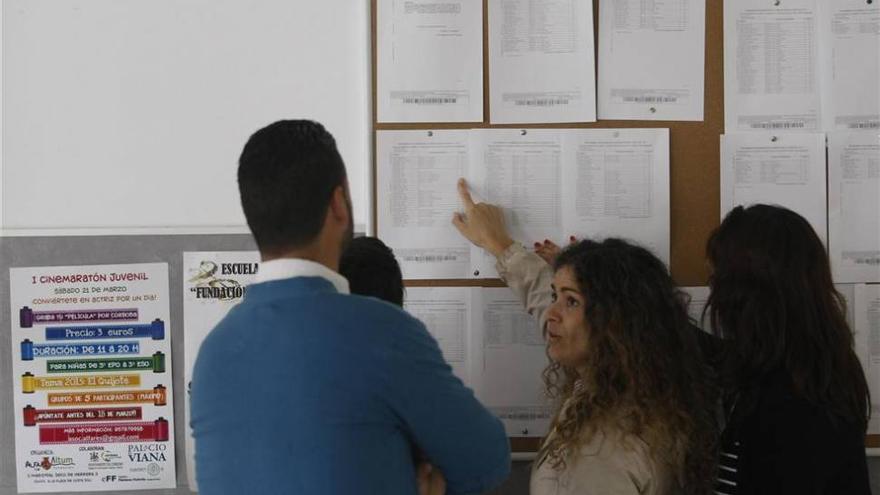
top-left (238, 120), bottom-right (347, 254)
top-left (339, 237), bottom-right (404, 307)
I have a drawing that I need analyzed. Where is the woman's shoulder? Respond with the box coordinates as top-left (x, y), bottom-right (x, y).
top-left (753, 374), bottom-right (851, 423)
top-left (562, 428), bottom-right (672, 495)
top-left (737, 373), bottom-right (865, 451)
top-left (578, 426), bottom-right (650, 460)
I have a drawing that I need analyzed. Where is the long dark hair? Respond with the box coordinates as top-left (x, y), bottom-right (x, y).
top-left (706, 204), bottom-right (869, 429)
top-left (539, 239), bottom-right (718, 494)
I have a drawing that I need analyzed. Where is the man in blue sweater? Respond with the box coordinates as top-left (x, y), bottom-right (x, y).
top-left (191, 120), bottom-right (510, 494)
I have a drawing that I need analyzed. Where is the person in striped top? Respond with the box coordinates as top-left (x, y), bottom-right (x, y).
top-left (706, 205), bottom-right (870, 494)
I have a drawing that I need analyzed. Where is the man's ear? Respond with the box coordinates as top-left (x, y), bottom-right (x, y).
top-left (328, 185), bottom-right (350, 225)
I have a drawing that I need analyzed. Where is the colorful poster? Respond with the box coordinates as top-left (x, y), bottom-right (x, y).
top-left (9, 263), bottom-right (175, 492)
top-left (182, 252), bottom-right (259, 491)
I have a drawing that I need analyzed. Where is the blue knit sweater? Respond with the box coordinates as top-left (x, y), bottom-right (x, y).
top-left (191, 276), bottom-right (510, 494)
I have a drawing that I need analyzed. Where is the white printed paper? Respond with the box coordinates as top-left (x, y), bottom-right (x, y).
top-left (682, 286), bottom-right (711, 332)
top-left (853, 284), bottom-right (880, 435)
top-left (377, 0), bottom-right (484, 122)
top-left (488, 0), bottom-right (597, 123)
top-left (404, 287), bottom-right (474, 385)
top-left (377, 130), bottom-right (472, 279)
top-left (470, 288), bottom-right (552, 437)
top-left (724, 0), bottom-right (821, 132)
top-left (561, 128), bottom-right (670, 264)
top-left (828, 132), bottom-right (880, 283)
top-left (598, 0), bottom-right (705, 121)
top-left (10, 263), bottom-right (176, 492)
top-left (468, 129), bottom-right (564, 278)
top-left (720, 133), bottom-right (827, 244)
top-left (819, 0), bottom-right (880, 131)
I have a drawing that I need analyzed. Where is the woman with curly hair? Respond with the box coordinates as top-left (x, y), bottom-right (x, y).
top-left (708, 205), bottom-right (870, 494)
top-left (452, 180), bottom-right (718, 494)
top-left (533, 239), bottom-right (718, 494)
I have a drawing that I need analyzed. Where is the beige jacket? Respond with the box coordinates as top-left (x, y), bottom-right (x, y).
top-left (496, 244), bottom-right (673, 495)
top-left (530, 419), bottom-right (671, 495)
top-left (495, 243), bottom-right (554, 328)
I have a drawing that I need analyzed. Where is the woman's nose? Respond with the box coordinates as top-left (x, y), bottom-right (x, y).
top-left (545, 301), bottom-right (563, 322)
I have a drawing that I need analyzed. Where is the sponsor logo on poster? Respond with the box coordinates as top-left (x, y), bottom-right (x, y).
top-left (24, 456), bottom-right (74, 471)
top-left (128, 443), bottom-right (167, 462)
top-left (88, 448), bottom-right (123, 469)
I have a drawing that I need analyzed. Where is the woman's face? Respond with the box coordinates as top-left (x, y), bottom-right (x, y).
top-left (546, 265), bottom-right (589, 371)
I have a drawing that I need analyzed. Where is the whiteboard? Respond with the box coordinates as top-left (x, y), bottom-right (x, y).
top-left (2, 0), bottom-right (372, 233)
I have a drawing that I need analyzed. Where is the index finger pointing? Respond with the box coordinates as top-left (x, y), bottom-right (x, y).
top-left (457, 178), bottom-right (476, 209)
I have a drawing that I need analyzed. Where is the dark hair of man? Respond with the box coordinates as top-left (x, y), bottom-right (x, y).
top-left (339, 237), bottom-right (404, 307)
top-left (706, 204), bottom-right (870, 430)
top-left (541, 239), bottom-right (718, 494)
top-left (237, 120), bottom-right (347, 256)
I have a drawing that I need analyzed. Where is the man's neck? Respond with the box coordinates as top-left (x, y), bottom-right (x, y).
top-left (262, 245), bottom-right (339, 272)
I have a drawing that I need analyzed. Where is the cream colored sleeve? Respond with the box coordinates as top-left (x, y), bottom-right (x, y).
top-left (566, 434), bottom-right (658, 495)
top-left (530, 435), bottom-right (658, 495)
top-left (565, 455), bottom-right (650, 495)
top-left (494, 243), bottom-right (554, 329)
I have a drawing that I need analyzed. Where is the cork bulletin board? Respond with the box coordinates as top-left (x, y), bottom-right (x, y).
top-left (371, 0), bottom-right (880, 451)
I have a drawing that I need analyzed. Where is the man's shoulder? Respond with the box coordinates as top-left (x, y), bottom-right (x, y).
top-left (327, 296), bottom-right (437, 355)
top-left (232, 290), bottom-right (426, 335)
top-left (334, 294), bottom-right (424, 330)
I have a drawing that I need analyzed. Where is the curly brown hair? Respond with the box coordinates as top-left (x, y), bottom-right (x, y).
top-left (536, 239), bottom-right (719, 494)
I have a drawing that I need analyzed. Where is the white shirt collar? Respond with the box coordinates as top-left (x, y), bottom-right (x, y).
top-left (255, 258), bottom-right (350, 294)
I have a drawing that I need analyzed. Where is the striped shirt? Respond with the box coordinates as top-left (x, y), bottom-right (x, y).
top-left (714, 438), bottom-right (741, 494)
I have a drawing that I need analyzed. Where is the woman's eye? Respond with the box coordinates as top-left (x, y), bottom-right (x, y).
top-left (566, 297), bottom-right (579, 308)
top-left (550, 292), bottom-right (558, 303)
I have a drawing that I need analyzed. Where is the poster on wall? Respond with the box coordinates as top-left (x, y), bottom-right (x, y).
top-left (9, 263), bottom-right (176, 493)
top-left (182, 251), bottom-right (260, 491)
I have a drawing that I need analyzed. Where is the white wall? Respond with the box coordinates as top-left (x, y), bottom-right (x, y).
top-left (2, 0), bottom-right (372, 235)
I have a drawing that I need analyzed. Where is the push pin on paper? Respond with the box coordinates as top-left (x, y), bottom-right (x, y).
top-left (521, 428), bottom-right (529, 435)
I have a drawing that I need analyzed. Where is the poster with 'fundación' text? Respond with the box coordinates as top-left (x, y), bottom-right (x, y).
top-left (9, 263), bottom-right (176, 493)
top-left (182, 251), bottom-right (260, 492)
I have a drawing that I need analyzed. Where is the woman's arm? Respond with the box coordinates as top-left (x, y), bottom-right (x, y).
top-left (452, 178), bottom-right (553, 328)
top-left (495, 243), bottom-right (554, 329)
